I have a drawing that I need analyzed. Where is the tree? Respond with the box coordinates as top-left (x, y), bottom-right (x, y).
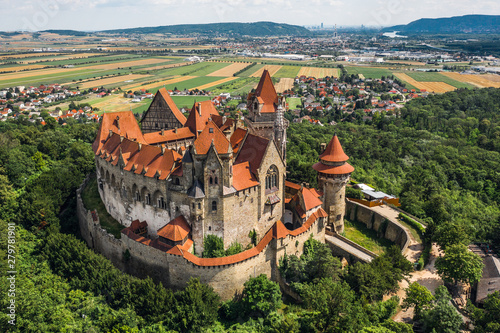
top-left (468, 291), bottom-right (500, 333)
top-left (202, 234), bottom-right (225, 258)
top-left (435, 244), bottom-right (484, 286)
top-left (421, 286), bottom-right (462, 333)
top-left (241, 274), bottom-right (282, 316)
top-left (433, 221), bottom-right (470, 250)
top-left (402, 282), bottom-right (434, 319)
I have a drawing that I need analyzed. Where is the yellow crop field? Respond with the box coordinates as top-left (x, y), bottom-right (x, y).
top-left (84, 58), bottom-right (168, 70)
top-left (0, 67), bottom-right (86, 81)
top-left (275, 78), bottom-right (294, 93)
top-left (0, 53), bottom-right (60, 60)
top-left (192, 77), bottom-right (239, 91)
top-left (74, 74), bottom-right (152, 89)
top-left (441, 72), bottom-right (500, 88)
top-left (298, 67), bottom-right (339, 78)
top-left (20, 53), bottom-right (101, 64)
top-left (122, 75), bottom-right (196, 91)
top-left (207, 63), bottom-right (250, 77)
top-left (394, 73), bottom-right (456, 93)
top-left (250, 65), bottom-right (282, 77)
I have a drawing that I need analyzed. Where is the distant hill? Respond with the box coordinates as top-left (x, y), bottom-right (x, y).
top-left (383, 15), bottom-right (500, 34)
top-left (102, 21), bottom-right (312, 36)
top-left (41, 30), bottom-right (88, 36)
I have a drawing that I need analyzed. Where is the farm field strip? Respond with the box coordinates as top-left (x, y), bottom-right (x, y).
top-left (191, 76), bottom-right (239, 90)
top-left (121, 75), bottom-right (195, 91)
top-left (345, 66), bottom-right (394, 79)
top-left (0, 64), bottom-right (48, 72)
top-left (19, 53), bottom-right (102, 64)
top-left (0, 53), bottom-right (60, 59)
top-left (82, 58), bottom-right (170, 70)
top-left (394, 73), bottom-right (456, 93)
top-left (273, 66), bottom-right (301, 78)
top-left (275, 78), bottom-right (294, 93)
top-left (404, 71), bottom-right (473, 89)
top-left (142, 61), bottom-right (193, 71)
top-left (298, 67), bottom-right (339, 78)
top-left (250, 65), bottom-right (282, 77)
top-left (441, 72), bottom-right (500, 88)
top-left (206, 62), bottom-right (250, 77)
top-left (69, 74), bottom-right (152, 89)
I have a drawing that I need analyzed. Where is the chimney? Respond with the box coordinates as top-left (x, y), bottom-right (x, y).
top-left (161, 128), bottom-right (165, 135)
top-left (115, 116), bottom-right (120, 130)
top-left (109, 130), bottom-right (113, 138)
top-left (161, 145), bottom-right (166, 155)
top-left (138, 143), bottom-right (142, 151)
top-left (174, 127), bottom-right (177, 134)
top-left (120, 135), bottom-right (124, 142)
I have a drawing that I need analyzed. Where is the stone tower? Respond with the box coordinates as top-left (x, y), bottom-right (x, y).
top-left (312, 134), bottom-right (354, 233)
top-left (245, 70), bottom-right (289, 160)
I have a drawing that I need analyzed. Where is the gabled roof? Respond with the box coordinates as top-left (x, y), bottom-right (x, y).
top-left (232, 161), bottom-right (259, 191)
top-left (234, 133), bottom-right (269, 174)
top-left (230, 128), bottom-right (247, 154)
top-left (143, 127), bottom-right (195, 145)
top-left (157, 215), bottom-right (191, 242)
top-left (193, 120), bottom-right (230, 155)
top-left (185, 100), bottom-right (219, 137)
top-left (157, 88), bottom-right (186, 124)
top-left (253, 70), bottom-right (278, 113)
top-left (98, 133), bottom-right (181, 180)
top-left (187, 179), bottom-right (205, 198)
top-left (93, 111), bottom-right (145, 153)
top-left (300, 187), bottom-right (323, 211)
top-left (319, 134), bottom-right (350, 163)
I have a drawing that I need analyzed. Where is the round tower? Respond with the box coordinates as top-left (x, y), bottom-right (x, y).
top-left (312, 134), bottom-right (354, 234)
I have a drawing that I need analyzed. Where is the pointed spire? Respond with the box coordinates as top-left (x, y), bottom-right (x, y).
top-left (319, 134), bottom-right (349, 163)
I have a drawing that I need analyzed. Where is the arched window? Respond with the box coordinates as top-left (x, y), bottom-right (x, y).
top-left (174, 178), bottom-right (180, 185)
top-left (214, 177), bottom-right (218, 185)
top-left (265, 165), bottom-right (279, 191)
top-left (209, 177), bottom-right (213, 185)
top-left (212, 201), bottom-right (217, 212)
top-left (135, 191), bottom-right (141, 201)
top-left (158, 197), bottom-right (166, 209)
top-left (145, 193), bottom-right (151, 205)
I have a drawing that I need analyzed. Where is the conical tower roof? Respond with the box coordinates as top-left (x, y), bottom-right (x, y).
top-left (253, 70), bottom-right (278, 113)
top-left (319, 134), bottom-right (349, 163)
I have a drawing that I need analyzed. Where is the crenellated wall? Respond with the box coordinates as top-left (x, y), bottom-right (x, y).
top-left (77, 176), bottom-right (325, 300)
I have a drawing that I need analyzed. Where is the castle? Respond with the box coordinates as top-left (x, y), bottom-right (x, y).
top-left (85, 70), bottom-right (355, 298)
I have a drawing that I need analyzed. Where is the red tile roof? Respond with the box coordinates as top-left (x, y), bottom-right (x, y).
top-left (143, 127), bottom-right (195, 145)
top-left (252, 70), bottom-right (278, 113)
top-left (233, 161), bottom-right (259, 191)
top-left (235, 133), bottom-right (269, 174)
top-left (185, 100), bottom-right (219, 137)
top-left (230, 128), bottom-right (247, 153)
top-left (285, 180), bottom-right (301, 191)
top-left (158, 88), bottom-right (187, 125)
top-left (157, 215), bottom-right (191, 242)
top-left (93, 111), bottom-right (145, 153)
top-left (319, 134), bottom-right (349, 163)
top-left (312, 161), bottom-right (355, 175)
top-left (193, 120), bottom-right (231, 155)
top-left (301, 187), bottom-right (323, 211)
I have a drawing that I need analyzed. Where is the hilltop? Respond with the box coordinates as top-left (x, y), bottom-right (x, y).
top-left (383, 14), bottom-right (500, 34)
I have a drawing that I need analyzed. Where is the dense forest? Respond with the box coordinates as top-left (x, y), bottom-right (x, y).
top-left (1, 88), bottom-right (500, 331)
top-left (288, 88), bottom-right (500, 247)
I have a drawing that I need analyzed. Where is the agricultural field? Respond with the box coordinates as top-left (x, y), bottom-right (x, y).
top-left (345, 66), bottom-right (394, 79)
top-left (394, 73), bottom-right (456, 93)
top-left (404, 71), bottom-right (474, 89)
top-left (73, 74), bottom-right (152, 89)
top-left (275, 78), bottom-right (294, 93)
top-left (206, 62), bottom-right (249, 76)
top-left (250, 65), bottom-right (282, 77)
top-left (286, 97), bottom-right (302, 110)
top-left (273, 65), bottom-right (301, 78)
top-left (297, 67), bottom-right (339, 78)
top-left (441, 72), bottom-right (500, 88)
top-left (192, 76), bottom-right (239, 91)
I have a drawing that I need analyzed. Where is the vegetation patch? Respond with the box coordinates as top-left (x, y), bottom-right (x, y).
top-left (343, 219), bottom-right (393, 255)
top-left (81, 174), bottom-right (124, 238)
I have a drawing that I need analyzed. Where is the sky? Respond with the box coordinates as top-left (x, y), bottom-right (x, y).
top-left (1, 0), bottom-right (499, 32)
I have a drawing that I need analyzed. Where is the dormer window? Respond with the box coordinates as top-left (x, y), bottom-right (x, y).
top-left (209, 128), bottom-right (214, 133)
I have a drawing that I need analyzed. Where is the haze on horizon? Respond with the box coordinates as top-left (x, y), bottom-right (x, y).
top-left (2, 0), bottom-right (499, 32)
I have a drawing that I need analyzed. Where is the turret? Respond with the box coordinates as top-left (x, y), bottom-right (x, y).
top-left (312, 134), bottom-right (354, 233)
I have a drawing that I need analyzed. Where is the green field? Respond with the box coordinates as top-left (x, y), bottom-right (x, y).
top-left (343, 219), bottom-right (393, 255)
top-left (171, 95), bottom-right (211, 109)
top-left (405, 71), bottom-right (475, 89)
top-left (237, 63), bottom-right (265, 77)
top-left (287, 97), bottom-right (302, 109)
top-left (274, 65), bottom-right (301, 78)
top-left (209, 77), bottom-right (258, 96)
top-left (148, 76), bottom-right (226, 93)
top-left (345, 66), bottom-right (394, 79)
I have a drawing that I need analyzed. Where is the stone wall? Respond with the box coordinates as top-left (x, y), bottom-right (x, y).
top-left (346, 200), bottom-right (410, 252)
top-left (77, 176), bottom-right (325, 300)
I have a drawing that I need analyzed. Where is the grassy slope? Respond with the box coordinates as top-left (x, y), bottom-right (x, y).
top-left (343, 219), bottom-right (393, 255)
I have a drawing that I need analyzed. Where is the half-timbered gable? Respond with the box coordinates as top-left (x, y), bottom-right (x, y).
top-left (140, 88), bottom-right (187, 133)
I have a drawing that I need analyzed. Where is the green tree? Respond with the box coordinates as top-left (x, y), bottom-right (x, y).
top-left (435, 244), bottom-right (484, 286)
top-left (421, 286), bottom-right (462, 333)
top-left (241, 274), bottom-right (282, 316)
top-left (402, 282), bottom-right (434, 319)
top-left (202, 234), bottom-right (225, 258)
top-left (433, 221), bottom-right (470, 250)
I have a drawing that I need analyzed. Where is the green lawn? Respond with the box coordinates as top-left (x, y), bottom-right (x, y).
top-left (81, 174), bottom-right (124, 239)
top-left (287, 97), bottom-right (302, 110)
top-left (405, 71), bottom-right (474, 89)
top-left (345, 66), bottom-right (394, 79)
top-left (343, 219), bottom-right (393, 255)
top-left (395, 218), bottom-right (423, 243)
top-left (209, 77), bottom-right (258, 95)
top-left (274, 66), bottom-right (301, 78)
top-left (170, 95), bottom-right (211, 109)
